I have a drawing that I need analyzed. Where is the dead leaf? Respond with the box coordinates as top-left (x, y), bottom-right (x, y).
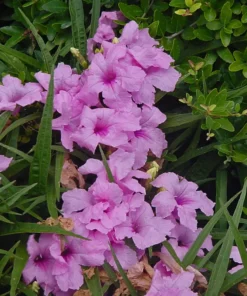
top-left (186, 265), bottom-right (207, 286)
top-left (73, 290), bottom-right (92, 296)
top-left (58, 216), bottom-right (74, 231)
top-left (61, 156), bottom-right (85, 189)
top-left (153, 252), bottom-right (181, 274)
top-left (84, 267), bottom-right (95, 280)
top-left (239, 283), bottom-right (247, 296)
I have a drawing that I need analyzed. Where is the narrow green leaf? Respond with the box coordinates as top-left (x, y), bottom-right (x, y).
top-left (216, 170), bottom-right (227, 229)
top-left (47, 175), bottom-right (58, 219)
top-left (163, 241), bottom-right (185, 268)
top-left (0, 222), bottom-right (87, 239)
top-left (0, 44), bottom-right (41, 69)
top-left (161, 113), bottom-right (203, 129)
top-left (42, 0), bottom-right (68, 13)
top-left (99, 145), bottom-right (115, 183)
top-left (0, 111), bottom-right (10, 134)
top-left (0, 52), bottom-right (28, 78)
top-left (69, 0), bottom-right (87, 56)
top-left (22, 196), bottom-right (46, 215)
top-left (18, 9), bottom-right (53, 72)
top-left (0, 241), bottom-right (20, 278)
top-left (90, 0), bottom-right (101, 38)
top-left (182, 190), bottom-right (240, 267)
top-left (0, 143), bottom-right (33, 162)
top-left (10, 242), bottom-right (28, 296)
top-left (55, 151), bottom-right (64, 201)
top-left (29, 68), bottom-right (54, 194)
top-left (0, 114), bottom-right (40, 142)
top-left (85, 267), bottom-right (103, 296)
top-left (205, 179), bottom-right (247, 296)
top-left (221, 268), bottom-right (246, 292)
top-left (109, 244), bottom-right (137, 296)
top-left (103, 262), bottom-right (118, 283)
top-left (0, 214), bottom-right (13, 224)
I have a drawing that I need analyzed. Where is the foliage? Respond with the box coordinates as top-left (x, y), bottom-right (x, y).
top-left (0, 0), bottom-right (246, 296)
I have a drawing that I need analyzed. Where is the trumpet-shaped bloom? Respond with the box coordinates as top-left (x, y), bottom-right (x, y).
top-left (152, 173), bottom-right (215, 231)
top-left (79, 148), bottom-right (149, 194)
top-left (146, 262), bottom-right (197, 296)
top-left (114, 202), bottom-right (174, 249)
top-left (0, 155), bottom-right (12, 173)
top-left (71, 106), bottom-right (140, 153)
top-left (0, 75), bottom-right (42, 111)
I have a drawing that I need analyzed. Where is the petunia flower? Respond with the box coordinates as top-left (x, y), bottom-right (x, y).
top-left (0, 75), bottom-right (42, 112)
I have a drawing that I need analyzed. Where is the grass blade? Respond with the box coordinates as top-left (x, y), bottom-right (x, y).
top-left (182, 190), bottom-right (240, 267)
top-left (109, 244), bottom-right (137, 296)
top-left (0, 114), bottom-right (40, 142)
top-left (85, 267), bottom-right (103, 296)
top-left (18, 9), bottom-right (53, 72)
top-left (47, 174), bottom-right (58, 219)
top-left (0, 222), bottom-right (87, 239)
top-left (99, 145), bottom-right (115, 183)
top-left (0, 241), bottom-right (20, 278)
top-left (29, 67), bottom-right (54, 194)
top-left (90, 0), bottom-right (101, 38)
top-left (55, 151), bottom-right (64, 201)
top-left (205, 179), bottom-right (247, 296)
top-left (10, 242), bottom-right (28, 296)
top-left (221, 268), bottom-right (247, 292)
top-left (69, 0), bottom-right (87, 55)
top-left (216, 170), bottom-right (227, 229)
top-left (0, 111), bottom-right (10, 134)
top-left (0, 143), bottom-right (33, 162)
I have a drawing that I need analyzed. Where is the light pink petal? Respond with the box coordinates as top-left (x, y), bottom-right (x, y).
top-left (62, 189), bottom-right (92, 214)
top-left (0, 155), bottom-right (12, 172)
top-left (152, 191), bottom-right (177, 218)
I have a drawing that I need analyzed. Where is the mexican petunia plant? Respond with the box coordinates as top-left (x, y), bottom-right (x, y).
top-left (2, 7), bottom-right (239, 296)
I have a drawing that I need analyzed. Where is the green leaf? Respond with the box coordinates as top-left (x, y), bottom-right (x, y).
top-left (0, 241), bottom-right (20, 278)
top-left (10, 243), bottom-right (28, 296)
top-left (204, 7), bottom-right (217, 22)
top-left (0, 143), bottom-right (33, 162)
top-left (194, 27), bottom-right (214, 41)
top-left (190, 3), bottom-right (201, 13)
top-left (206, 20), bottom-right (223, 31)
top-left (220, 28), bottom-right (231, 47)
top-left (221, 268), bottom-right (247, 292)
top-left (29, 68), bottom-right (54, 194)
top-left (220, 2), bottom-right (232, 26)
top-left (242, 12), bottom-right (247, 23)
top-left (215, 170), bottom-right (228, 230)
top-left (182, 27), bottom-right (196, 40)
top-left (161, 113), bottom-right (203, 129)
top-left (229, 61), bottom-right (246, 72)
top-left (47, 174), bottom-right (58, 219)
top-left (85, 268), bottom-right (103, 296)
top-left (0, 222), bottom-right (86, 239)
top-left (69, 0), bottom-right (87, 56)
top-left (118, 3), bottom-right (143, 20)
top-left (109, 244), bottom-right (137, 296)
top-left (42, 0), bottom-right (68, 13)
top-left (0, 111), bottom-right (10, 134)
top-left (182, 190), bottom-right (240, 267)
top-left (90, 0), bottom-right (101, 38)
top-left (99, 145), bottom-right (115, 183)
top-left (215, 118), bottom-right (235, 132)
top-left (227, 19), bottom-right (242, 29)
top-left (169, 0), bottom-right (185, 8)
top-left (148, 21), bottom-right (159, 38)
top-left (170, 38), bottom-right (180, 60)
top-left (217, 48), bottom-right (234, 63)
top-left (55, 151), bottom-right (64, 201)
top-left (0, 52), bottom-right (28, 78)
top-left (18, 9), bottom-right (53, 72)
top-left (205, 180), bottom-right (247, 296)
top-left (0, 214), bottom-right (13, 224)
top-left (141, 0), bottom-right (149, 12)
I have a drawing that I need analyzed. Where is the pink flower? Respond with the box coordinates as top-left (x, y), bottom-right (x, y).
top-left (152, 173), bottom-right (215, 231)
top-left (79, 148), bottom-right (149, 194)
top-left (229, 246), bottom-right (244, 273)
top-left (114, 202), bottom-right (174, 249)
top-left (0, 75), bottom-right (42, 111)
top-left (23, 235), bottom-right (56, 289)
top-left (162, 223), bottom-right (213, 260)
top-left (123, 106), bottom-right (167, 169)
top-left (50, 236), bottom-right (84, 292)
top-left (71, 106), bottom-right (140, 153)
top-left (86, 45), bottom-right (146, 103)
top-left (0, 154), bottom-right (12, 175)
top-left (146, 261), bottom-right (197, 296)
top-left (35, 63), bottom-right (80, 98)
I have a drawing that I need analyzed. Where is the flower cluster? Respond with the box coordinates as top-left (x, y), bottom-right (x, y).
top-left (0, 10), bottom-right (215, 296)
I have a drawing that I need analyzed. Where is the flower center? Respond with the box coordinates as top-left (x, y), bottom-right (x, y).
top-left (103, 70), bottom-right (116, 84)
top-left (94, 123), bottom-right (109, 136)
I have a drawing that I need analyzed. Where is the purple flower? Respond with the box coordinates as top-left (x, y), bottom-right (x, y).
top-left (152, 173), bottom-right (215, 231)
top-left (0, 75), bottom-right (42, 112)
top-left (71, 106), bottom-right (140, 153)
top-left (162, 223), bottom-right (213, 260)
top-left (0, 154), bottom-right (12, 175)
top-left (23, 235), bottom-right (56, 289)
top-left (123, 106), bottom-right (167, 169)
top-left (79, 148), bottom-right (149, 194)
top-left (114, 202), bottom-right (174, 249)
top-left (229, 246), bottom-right (244, 273)
top-left (146, 261), bottom-right (197, 296)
